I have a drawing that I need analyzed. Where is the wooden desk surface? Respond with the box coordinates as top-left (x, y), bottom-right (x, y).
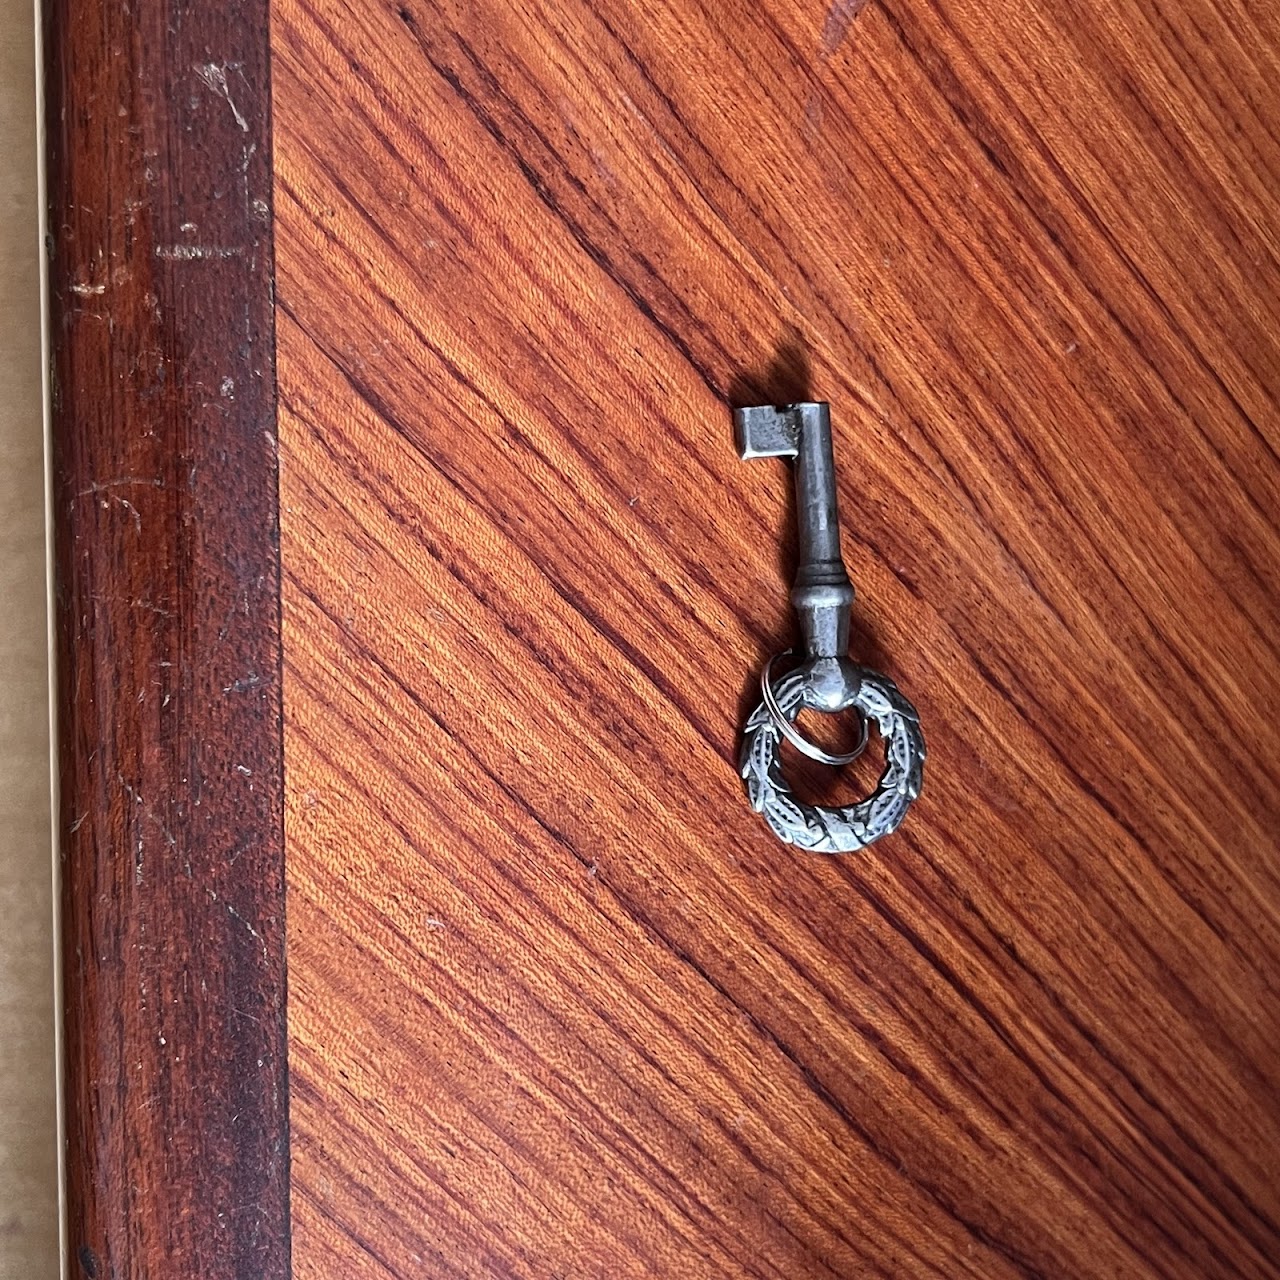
top-left (274, 0), bottom-right (1280, 1275)
top-left (48, 0), bottom-right (1280, 1275)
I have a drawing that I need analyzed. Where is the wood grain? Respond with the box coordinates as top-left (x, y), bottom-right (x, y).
top-left (274, 0), bottom-right (1280, 1274)
top-left (44, 0), bottom-right (290, 1274)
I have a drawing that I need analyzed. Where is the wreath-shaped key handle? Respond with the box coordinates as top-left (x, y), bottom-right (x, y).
top-left (736, 403), bottom-right (925, 852)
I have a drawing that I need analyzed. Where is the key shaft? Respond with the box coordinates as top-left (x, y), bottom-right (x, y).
top-left (734, 402), bottom-right (853, 658)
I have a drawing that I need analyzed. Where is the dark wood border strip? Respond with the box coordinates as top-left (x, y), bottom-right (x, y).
top-left (43, 0), bottom-right (289, 1275)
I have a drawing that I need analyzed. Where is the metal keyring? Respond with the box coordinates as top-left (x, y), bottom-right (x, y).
top-left (741, 662), bottom-right (925, 854)
top-left (761, 650), bottom-right (868, 767)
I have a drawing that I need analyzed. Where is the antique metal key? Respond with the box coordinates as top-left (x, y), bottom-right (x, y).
top-left (737, 402), bottom-right (925, 852)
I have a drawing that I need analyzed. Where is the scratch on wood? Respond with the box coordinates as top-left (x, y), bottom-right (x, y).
top-left (821, 0), bottom-right (871, 57)
top-left (117, 497), bottom-right (142, 533)
top-left (155, 244), bottom-right (243, 261)
top-left (226, 903), bottom-right (269, 960)
top-left (76, 477), bottom-right (165, 497)
top-left (195, 62), bottom-right (250, 132)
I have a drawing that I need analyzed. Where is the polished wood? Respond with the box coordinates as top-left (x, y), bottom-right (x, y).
top-left (44, 0), bottom-right (290, 1274)
top-left (274, 0), bottom-right (1280, 1274)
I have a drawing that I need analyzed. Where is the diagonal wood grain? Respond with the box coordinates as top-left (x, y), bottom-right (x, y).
top-left (274, 0), bottom-right (1280, 1274)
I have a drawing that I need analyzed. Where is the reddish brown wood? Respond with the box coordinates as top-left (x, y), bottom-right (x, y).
top-left (44, 0), bottom-right (289, 1275)
top-left (273, 0), bottom-right (1280, 1275)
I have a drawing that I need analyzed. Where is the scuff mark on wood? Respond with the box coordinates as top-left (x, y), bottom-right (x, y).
top-left (195, 62), bottom-right (250, 132)
top-left (155, 244), bottom-right (243, 261)
top-left (820, 0), bottom-right (871, 58)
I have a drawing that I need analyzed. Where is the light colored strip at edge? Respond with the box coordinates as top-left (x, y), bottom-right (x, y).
top-left (31, 0), bottom-right (67, 1272)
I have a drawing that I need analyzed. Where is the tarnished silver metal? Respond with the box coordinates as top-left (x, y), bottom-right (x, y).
top-left (761, 650), bottom-right (868, 767)
top-left (736, 402), bottom-right (925, 852)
